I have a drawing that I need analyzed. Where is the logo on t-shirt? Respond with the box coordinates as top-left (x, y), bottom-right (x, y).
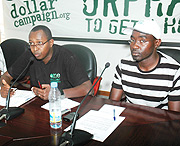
top-left (50, 73), bottom-right (61, 83)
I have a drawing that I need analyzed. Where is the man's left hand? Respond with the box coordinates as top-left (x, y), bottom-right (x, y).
top-left (31, 84), bottom-right (50, 100)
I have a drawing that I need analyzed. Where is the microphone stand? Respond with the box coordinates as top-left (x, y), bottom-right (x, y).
top-left (0, 57), bottom-right (34, 121)
top-left (59, 62), bottom-right (110, 146)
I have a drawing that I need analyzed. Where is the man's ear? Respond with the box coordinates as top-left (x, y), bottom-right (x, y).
top-left (155, 39), bottom-right (161, 48)
top-left (49, 39), bottom-right (54, 47)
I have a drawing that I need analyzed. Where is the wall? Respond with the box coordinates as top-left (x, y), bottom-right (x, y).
top-left (2, 0), bottom-right (180, 93)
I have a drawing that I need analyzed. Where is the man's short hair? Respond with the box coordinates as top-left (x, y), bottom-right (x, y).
top-left (30, 25), bottom-right (52, 40)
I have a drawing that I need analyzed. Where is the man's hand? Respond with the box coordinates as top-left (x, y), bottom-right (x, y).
top-left (0, 79), bottom-right (15, 98)
top-left (31, 84), bottom-right (51, 100)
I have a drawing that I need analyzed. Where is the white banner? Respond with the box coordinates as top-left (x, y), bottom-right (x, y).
top-left (3, 0), bottom-right (180, 42)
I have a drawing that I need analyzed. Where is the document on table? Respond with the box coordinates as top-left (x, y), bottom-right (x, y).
top-left (41, 98), bottom-right (80, 112)
top-left (99, 104), bottom-right (125, 116)
top-left (0, 90), bottom-right (35, 107)
top-left (65, 104), bottom-right (125, 142)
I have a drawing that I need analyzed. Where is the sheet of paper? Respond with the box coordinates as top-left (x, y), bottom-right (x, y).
top-left (41, 98), bottom-right (80, 111)
top-left (65, 110), bottom-right (125, 142)
top-left (99, 104), bottom-right (125, 117)
top-left (0, 90), bottom-right (35, 107)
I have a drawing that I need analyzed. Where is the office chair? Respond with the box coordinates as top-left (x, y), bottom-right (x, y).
top-left (0, 38), bottom-right (29, 68)
top-left (62, 44), bottom-right (101, 96)
top-left (158, 48), bottom-right (180, 64)
top-left (0, 38), bottom-right (30, 85)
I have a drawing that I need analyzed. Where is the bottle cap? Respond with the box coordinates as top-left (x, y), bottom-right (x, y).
top-left (50, 82), bottom-right (58, 88)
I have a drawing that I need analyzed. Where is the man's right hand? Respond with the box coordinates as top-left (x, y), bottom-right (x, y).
top-left (31, 84), bottom-right (51, 100)
top-left (0, 79), bottom-right (15, 98)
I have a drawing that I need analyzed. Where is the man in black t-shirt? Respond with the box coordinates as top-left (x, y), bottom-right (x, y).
top-left (0, 25), bottom-right (92, 100)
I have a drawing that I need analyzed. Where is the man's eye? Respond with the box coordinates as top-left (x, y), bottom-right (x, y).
top-left (140, 40), bottom-right (147, 43)
top-left (29, 42), bottom-right (34, 46)
top-left (37, 42), bottom-right (43, 45)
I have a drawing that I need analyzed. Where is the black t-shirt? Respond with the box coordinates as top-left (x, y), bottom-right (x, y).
top-left (8, 44), bottom-right (89, 91)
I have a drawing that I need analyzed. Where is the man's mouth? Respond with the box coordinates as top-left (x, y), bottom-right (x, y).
top-left (132, 51), bottom-right (140, 56)
top-left (34, 53), bottom-right (40, 58)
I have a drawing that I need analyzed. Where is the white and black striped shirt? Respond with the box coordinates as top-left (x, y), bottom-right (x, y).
top-left (112, 51), bottom-right (180, 109)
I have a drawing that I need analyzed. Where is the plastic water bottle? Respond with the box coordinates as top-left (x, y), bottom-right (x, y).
top-left (48, 82), bottom-right (62, 129)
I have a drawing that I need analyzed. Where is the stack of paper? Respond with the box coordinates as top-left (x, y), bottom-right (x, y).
top-left (65, 104), bottom-right (125, 142)
top-left (0, 90), bottom-right (35, 107)
top-left (41, 98), bottom-right (80, 113)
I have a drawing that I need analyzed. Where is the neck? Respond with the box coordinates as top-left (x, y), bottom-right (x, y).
top-left (138, 52), bottom-right (159, 72)
top-left (43, 48), bottom-right (53, 64)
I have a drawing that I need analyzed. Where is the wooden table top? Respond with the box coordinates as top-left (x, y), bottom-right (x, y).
top-left (1, 96), bottom-right (180, 146)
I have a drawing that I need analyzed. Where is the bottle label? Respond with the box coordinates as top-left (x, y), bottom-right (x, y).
top-left (50, 112), bottom-right (61, 123)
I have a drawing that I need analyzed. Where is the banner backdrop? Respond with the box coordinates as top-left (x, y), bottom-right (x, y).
top-left (3, 0), bottom-right (180, 42)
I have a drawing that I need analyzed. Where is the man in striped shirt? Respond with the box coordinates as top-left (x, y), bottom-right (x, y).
top-left (110, 19), bottom-right (180, 112)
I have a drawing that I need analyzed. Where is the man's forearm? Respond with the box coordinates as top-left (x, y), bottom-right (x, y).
top-left (64, 80), bottom-right (92, 98)
top-left (109, 88), bottom-right (124, 101)
top-left (168, 101), bottom-right (180, 112)
top-left (0, 72), bottom-right (13, 86)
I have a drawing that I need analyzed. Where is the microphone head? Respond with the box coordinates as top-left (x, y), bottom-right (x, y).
top-left (105, 62), bottom-right (110, 68)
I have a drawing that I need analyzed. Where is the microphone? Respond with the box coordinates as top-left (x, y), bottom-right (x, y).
top-left (0, 57), bottom-right (34, 121)
top-left (59, 62), bottom-right (110, 146)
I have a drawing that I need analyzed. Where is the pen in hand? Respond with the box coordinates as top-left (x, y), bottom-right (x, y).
top-left (10, 88), bottom-right (17, 94)
top-left (12, 88), bottom-right (17, 92)
top-left (113, 109), bottom-right (116, 121)
top-left (38, 80), bottom-right (42, 89)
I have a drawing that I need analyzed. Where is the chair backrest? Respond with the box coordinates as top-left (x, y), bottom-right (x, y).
top-left (158, 48), bottom-right (180, 64)
top-left (62, 44), bottom-right (97, 83)
top-left (0, 39), bottom-right (29, 69)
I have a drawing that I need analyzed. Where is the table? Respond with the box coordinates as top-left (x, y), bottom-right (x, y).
top-left (1, 96), bottom-right (180, 146)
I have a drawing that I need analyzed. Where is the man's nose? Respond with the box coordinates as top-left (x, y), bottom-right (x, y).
top-left (132, 40), bottom-right (140, 49)
top-left (34, 45), bottom-right (40, 51)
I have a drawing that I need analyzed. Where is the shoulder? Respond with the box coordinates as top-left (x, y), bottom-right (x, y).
top-left (0, 47), bottom-right (4, 59)
top-left (118, 55), bottom-right (136, 68)
top-left (53, 44), bottom-right (74, 56)
top-left (52, 44), bottom-right (78, 64)
top-left (158, 51), bottom-right (180, 66)
top-left (158, 51), bottom-right (180, 79)
top-left (0, 47), bottom-right (3, 54)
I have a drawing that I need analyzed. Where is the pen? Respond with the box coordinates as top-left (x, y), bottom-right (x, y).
top-left (62, 109), bottom-right (71, 115)
top-left (38, 80), bottom-right (42, 89)
top-left (113, 109), bottom-right (116, 121)
top-left (11, 88), bottom-right (17, 92)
